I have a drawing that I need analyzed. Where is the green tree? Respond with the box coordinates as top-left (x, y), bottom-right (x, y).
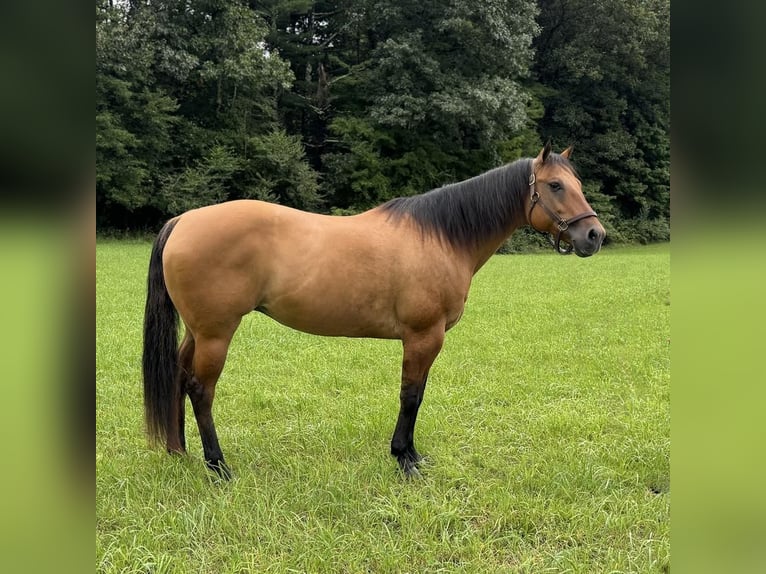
top-left (96, 0), bottom-right (319, 230)
top-left (97, 0), bottom-right (670, 244)
top-left (96, 1), bottom-right (178, 226)
top-left (260, 0), bottom-right (540, 210)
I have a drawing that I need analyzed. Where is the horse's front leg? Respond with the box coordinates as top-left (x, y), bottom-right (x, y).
top-left (391, 325), bottom-right (445, 478)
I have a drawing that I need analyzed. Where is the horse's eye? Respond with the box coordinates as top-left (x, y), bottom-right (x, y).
top-left (549, 181), bottom-right (562, 191)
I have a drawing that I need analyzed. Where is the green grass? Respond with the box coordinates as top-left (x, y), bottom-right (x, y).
top-left (97, 242), bottom-right (669, 573)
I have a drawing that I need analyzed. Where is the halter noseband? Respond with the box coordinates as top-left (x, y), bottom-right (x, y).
top-left (527, 171), bottom-right (598, 255)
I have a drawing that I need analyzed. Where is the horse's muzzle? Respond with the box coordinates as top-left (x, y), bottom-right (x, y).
top-left (570, 222), bottom-right (605, 257)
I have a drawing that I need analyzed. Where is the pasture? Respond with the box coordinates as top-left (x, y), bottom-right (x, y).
top-left (96, 241), bottom-right (669, 573)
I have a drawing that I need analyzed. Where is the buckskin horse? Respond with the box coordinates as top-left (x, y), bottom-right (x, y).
top-left (142, 143), bottom-right (605, 479)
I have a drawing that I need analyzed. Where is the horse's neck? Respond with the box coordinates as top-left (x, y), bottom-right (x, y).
top-left (468, 217), bottom-right (526, 274)
top-left (464, 169), bottom-right (529, 274)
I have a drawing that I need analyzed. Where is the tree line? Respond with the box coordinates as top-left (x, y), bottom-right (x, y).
top-left (97, 0), bottom-right (669, 244)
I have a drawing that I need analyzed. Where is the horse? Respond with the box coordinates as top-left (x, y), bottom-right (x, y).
top-left (142, 142), bottom-right (605, 479)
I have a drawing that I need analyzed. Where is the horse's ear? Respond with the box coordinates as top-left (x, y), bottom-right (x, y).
top-left (536, 140), bottom-right (552, 164)
top-left (560, 146), bottom-right (574, 159)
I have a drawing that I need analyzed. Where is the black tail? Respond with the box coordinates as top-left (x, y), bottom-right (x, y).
top-left (142, 219), bottom-right (180, 446)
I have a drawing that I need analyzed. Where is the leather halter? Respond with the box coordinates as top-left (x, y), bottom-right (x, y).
top-left (527, 171), bottom-right (598, 255)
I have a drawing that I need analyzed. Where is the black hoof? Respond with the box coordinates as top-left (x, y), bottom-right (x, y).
top-left (398, 456), bottom-right (422, 479)
top-left (206, 459), bottom-right (232, 481)
top-left (407, 447), bottom-right (424, 465)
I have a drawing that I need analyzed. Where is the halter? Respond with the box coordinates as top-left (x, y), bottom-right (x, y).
top-left (527, 171), bottom-right (598, 255)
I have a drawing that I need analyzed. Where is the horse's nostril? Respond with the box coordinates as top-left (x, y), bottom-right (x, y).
top-left (588, 227), bottom-right (601, 242)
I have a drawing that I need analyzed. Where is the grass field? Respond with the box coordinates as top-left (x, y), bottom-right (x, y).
top-left (96, 241), bottom-right (669, 573)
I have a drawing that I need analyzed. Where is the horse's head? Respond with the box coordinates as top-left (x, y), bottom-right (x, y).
top-left (527, 142), bottom-right (605, 257)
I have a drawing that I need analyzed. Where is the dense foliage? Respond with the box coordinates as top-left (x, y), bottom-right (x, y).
top-left (97, 0), bottom-right (669, 243)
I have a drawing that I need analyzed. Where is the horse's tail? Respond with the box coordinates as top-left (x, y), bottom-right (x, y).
top-left (142, 218), bottom-right (180, 447)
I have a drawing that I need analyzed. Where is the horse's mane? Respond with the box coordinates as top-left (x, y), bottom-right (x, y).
top-left (379, 158), bottom-right (533, 249)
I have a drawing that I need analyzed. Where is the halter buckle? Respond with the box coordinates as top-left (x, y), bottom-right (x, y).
top-left (557, 220), bottom-right (569, 231)
top-left (528, 173), bottom-right (536, 186)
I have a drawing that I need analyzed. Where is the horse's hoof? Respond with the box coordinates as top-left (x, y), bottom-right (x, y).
top-left (207, 459), bottom-right (232, 481)
top-left (398, 457), bottom-right (422, 479)
top-left (408, 449), bottom-right (424, 466)
top-left (405, 465), bottom-right (422, 479)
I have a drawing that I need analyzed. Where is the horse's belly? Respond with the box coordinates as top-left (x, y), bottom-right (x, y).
top-left (259, 303), bottom-right (400, 339)
top-left (258, 284), bottom-right (400, 339)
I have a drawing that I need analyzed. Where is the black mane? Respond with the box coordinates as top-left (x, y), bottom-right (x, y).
top-left (379, 158), bottom-right (533, 249)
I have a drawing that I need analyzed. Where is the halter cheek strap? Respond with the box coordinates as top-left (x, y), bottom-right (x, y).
top-left (527, 172), bottom-right (598, 255)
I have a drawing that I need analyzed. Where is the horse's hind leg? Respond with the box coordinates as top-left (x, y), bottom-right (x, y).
top-left (391, 326), bottom-right (445, 478)
top-left (187, 331), bottom-right (237, 480)
top-left (167, 332), bottom-right (194, 454)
